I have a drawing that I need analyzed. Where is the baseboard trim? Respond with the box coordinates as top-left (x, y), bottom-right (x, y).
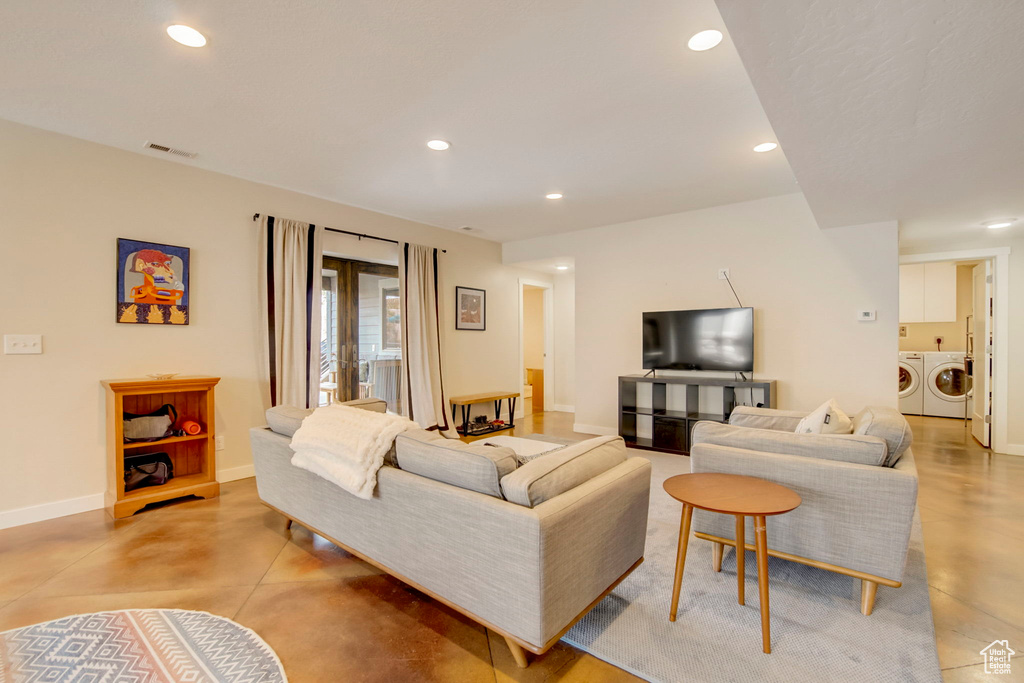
top-left (217, 463), bottom-right (256, 482)
top-left (998, 443), bottom-right (1024, 457)
top-left (573, 423), bottom-right (618, 436)
top-left (0, 493), bottom-right (105, 530)
top-left (0, 464), bottom-right (256, 530)
top-left (552, 404), bottom-right (575, 413)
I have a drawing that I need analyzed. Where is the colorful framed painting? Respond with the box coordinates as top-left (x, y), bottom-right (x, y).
top-left (116, 238), bottom-right (190, 325)
top-left (455, 286), bottom-right (486, 331)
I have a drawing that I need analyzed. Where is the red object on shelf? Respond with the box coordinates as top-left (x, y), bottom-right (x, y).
top-left (181, 420), bottom-right (202, 435)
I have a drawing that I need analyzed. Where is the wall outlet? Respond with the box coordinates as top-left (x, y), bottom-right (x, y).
top-left (717, 268), bottom-right (730, 280)
top-left (899, 325), bottom-right (908, 338)
top-left (858, 310), bottom-right (876, 321)
top-left (934, 336), bottom-right (944, 346)
top-left (215, 435), bottom-right (225, 451)
top-left (3, 334), bottom-right (43, 354)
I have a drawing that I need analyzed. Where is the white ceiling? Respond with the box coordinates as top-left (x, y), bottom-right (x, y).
top-left (0, 0), bottom-right (796, 243)
top-left (715, 0), bottom-right (1024, 249)
top-left (508, 256), bottom-right (575, 275)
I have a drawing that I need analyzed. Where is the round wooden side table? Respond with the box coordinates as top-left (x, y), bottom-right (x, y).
top-left (663, 473), bottom-right (801, 654)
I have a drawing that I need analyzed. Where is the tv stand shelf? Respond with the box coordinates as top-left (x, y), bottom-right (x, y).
top-left (618, 374), bottom-right (776, 455)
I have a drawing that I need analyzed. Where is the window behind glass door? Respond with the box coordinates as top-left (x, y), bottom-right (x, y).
top-left (320, 257), bottom-right (401, 412)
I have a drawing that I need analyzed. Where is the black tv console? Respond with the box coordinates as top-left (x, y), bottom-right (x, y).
top-left (618, 374), bottom-right (776, 455)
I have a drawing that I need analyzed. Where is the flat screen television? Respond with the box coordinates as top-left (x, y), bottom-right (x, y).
top-left (642, 307), bottom-right (754, 372)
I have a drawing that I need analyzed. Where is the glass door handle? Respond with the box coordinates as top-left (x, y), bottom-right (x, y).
top-left (340, 345), bottom-right (348, 369)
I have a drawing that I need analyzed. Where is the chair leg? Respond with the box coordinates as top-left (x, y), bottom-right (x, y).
top-left (504, 636), bottom-right (529, 668)
top-left (861, 580), bottom-right (878, 616)
top-left (712, 542), bottom-right (724, 572)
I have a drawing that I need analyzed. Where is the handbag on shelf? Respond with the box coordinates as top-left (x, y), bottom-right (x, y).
top-left (123, 404), bottom-right (177, 442)
top-left (124, 452), bottom-right (174, 491)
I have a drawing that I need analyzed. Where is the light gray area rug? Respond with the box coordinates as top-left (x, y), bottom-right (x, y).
top-left (564, 451), bottom-right (941, 683)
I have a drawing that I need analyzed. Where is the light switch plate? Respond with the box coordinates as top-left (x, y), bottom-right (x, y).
top-left (215, 435), bottom-right (225, 451)
top-left (4, 334), bottom-right (43, 354)
top-left (858, 310), bottom-right (876, 321)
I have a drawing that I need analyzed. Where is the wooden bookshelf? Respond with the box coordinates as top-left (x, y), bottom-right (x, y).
top-left (102, 376), bottom-right (220, 518)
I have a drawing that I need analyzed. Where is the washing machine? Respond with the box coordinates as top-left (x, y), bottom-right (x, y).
top-left (924, 352), bottom-right (972, 418)
top-left (898, 352), bottom-right (924, 415)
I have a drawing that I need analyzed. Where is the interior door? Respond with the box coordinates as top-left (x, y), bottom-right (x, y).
top-left (320, 258), bottom-right (400, 407)
top-left (971, 261), bottom-right (992, 447)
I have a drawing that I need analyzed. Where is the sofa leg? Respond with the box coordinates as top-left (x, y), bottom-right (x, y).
top-left (861, 580), bottom-right (878, 616)
top-left (712, 542), bottom-right (724, 572)
top-left (504, 636), bottom-right (530, 668)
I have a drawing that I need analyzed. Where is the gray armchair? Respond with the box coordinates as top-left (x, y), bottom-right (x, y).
top-left (688, 405), bottom-right (917, 615)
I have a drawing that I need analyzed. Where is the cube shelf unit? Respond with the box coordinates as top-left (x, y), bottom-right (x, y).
top-left (102, 376), bottom-right (220, 519)
top-left (618, 374), bottom-right (776, 455)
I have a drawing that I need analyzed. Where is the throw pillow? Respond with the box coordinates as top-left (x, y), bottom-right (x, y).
top-left (794, 399), bottom-right (853, 435)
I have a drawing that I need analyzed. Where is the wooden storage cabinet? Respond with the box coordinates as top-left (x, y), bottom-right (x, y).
top-left (102, 376), bottom-right (220, 519)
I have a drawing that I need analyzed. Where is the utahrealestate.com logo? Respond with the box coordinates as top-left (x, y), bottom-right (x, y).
top-left (980, 640), bottom-right (1015, 675)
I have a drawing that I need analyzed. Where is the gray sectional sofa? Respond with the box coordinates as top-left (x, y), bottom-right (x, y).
top-left (250, 398), bottom-right (651, 667)
top-left (689, 405), bottom-right (918, 615)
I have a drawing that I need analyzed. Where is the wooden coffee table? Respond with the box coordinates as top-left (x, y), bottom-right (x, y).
top-left (663, 473), bottom-right (801, 654)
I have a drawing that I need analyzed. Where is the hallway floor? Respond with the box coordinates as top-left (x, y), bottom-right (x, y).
top-left (0, 413), bottom-right (1020, 681)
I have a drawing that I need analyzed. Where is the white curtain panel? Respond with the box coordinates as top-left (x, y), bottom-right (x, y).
top-left (258, 215), bottom-right (323, 408)
top-left (399, 243), bottom-right (451, 434)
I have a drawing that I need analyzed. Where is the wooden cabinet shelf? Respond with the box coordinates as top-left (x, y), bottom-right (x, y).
top-left (121, 473), bottom-right (217, 500)
top-left (122, 433), bottom-right (208, 450)
top-left (102, 376), bottom-right (220, 519)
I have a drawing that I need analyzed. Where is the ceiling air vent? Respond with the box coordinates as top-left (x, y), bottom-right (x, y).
top-left (143, 141), bottom-right (198, 159)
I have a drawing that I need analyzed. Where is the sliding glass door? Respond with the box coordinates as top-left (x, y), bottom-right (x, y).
top-left (320, 257), bottom-right (402, 412)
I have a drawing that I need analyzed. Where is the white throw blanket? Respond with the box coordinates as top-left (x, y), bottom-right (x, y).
top-left (289, 404), bottom-right (417, 499)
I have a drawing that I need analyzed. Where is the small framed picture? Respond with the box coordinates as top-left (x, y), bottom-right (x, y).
top-left (455, 286), bottom-right (486, 331)
top-left (116, 238), bottom-right (190, 325)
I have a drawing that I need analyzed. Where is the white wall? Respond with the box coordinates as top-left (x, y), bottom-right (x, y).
top-left (504, 193), bottom-right (899, 433)
top-left (0, 119), bottom-right (549, 526)
top-left (553, 273), bottom-right (576, 411)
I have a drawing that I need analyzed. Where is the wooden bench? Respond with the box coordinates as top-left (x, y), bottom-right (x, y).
top-left (449, 391), bottom-right (520, 436)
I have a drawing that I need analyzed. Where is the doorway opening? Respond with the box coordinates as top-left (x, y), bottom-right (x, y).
top-left (519, 279), bottom-right (553, 419)
top-left (321, 257), bottom-right (402, 412)
top-left (899, 248), bottom-right (1009, 452)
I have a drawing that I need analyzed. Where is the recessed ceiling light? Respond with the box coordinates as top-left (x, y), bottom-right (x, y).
top-left (753, 142), bottom-right (778, 153)
top-left (556, 265), bottom-right (569, 271)
top-left (166, 25), bottom-right (207, 48)
top-left (426, 140), bottom-right (450, 151)
top-left (983, 219), bottom-right (1015, 229)
top-left (545, 193), bottom-right (563, 200)
top-left (687, 30), bottom-right (723, 52)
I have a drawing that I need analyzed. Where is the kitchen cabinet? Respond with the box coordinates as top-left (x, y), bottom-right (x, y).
top-left (899, 262), bottom-right (956, 323)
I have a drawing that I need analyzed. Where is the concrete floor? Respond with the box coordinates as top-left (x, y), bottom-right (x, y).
top-left (0, 412), bottom-right (1020, 681)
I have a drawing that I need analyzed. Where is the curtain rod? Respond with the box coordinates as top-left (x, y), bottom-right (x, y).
top-left (253, 213), bottom-right (445, 253)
